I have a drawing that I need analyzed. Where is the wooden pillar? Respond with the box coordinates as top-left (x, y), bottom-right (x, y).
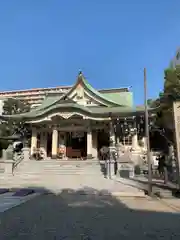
top-left (87, 125), bottom-right (92, 159)
top-left (92, 131), bottom-right (98, 158)
top-left (30, 127), bottom-right (37, 156)
top-left (40, 132), bottom-right (47, 158)
top-left (52, 127), bottom-right (58, 159)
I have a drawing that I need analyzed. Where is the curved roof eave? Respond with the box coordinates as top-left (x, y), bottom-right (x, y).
top-left (0, 102), bottom-right (160, 121)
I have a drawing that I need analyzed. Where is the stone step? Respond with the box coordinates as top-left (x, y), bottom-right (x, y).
top-left (153, 187), bottom-right (173, 198)
top-left (16, 166), bottom-right (101, 169)
top-left (14, 173), bottom-right (103, 177)
top-left (16, 168), bottom-right (101, 171)
top-left (7, 160), bottom-right (104, 183)
top-left (15, 171), bottom-right (102, 174)
top-left (21, 161), bottom-right (100, 165)
top-left (15, 168), bottom-right (102, 173)
top-left (18, 167), bottom-right (101, 171)
top-left (26, 166), bottom-right (101, 170)
top-left (17, 171), bottom-right (102, 174)
top-left (16, 168), bottom-right (101, 172)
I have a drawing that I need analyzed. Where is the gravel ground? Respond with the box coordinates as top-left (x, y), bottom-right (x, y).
top-left (0, 189), bottom-right (180, 239)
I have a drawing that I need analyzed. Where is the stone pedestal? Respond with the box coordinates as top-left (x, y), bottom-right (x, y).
top-left (2, 160), bottom-right (14, 175)
top-left (118, 162), bottom-right (134, 179)
top-left (5, 144), bottom-right (14, 160)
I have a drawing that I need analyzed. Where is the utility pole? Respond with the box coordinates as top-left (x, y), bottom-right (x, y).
top-left (144, 68), bottom-right (152, 196)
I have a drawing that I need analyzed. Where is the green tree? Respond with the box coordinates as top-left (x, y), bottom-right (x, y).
top-left (159, 66), bottom-right (180, 128)
top-left (0, 98), bottom-right (30, 137)
top-left (150, 66), bottom-right (180, 144)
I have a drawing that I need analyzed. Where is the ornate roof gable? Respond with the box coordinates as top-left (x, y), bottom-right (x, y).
top-left (63, 71), bottom-right (123, 107)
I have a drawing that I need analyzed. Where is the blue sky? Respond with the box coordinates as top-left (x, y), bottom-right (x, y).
top-left (0, 0), bottom-right (179, 104)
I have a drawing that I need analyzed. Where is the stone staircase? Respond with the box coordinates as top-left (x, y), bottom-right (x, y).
top-left (0, 159), bottom-right (103, 187)
top-left (15, 159), bottom-right (102, 176)
top-left (0, 159), bottom-right (145, 197)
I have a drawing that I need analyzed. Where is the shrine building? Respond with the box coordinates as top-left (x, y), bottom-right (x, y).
top-left (0, 72), bottom-right (156, 159)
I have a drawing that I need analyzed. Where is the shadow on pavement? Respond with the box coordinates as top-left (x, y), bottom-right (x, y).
top-left (0, 186), bottom-right (180, 239)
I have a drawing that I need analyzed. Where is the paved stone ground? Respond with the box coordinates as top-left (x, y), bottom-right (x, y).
top-left (158, 198), bottom-right (180, 211)
top-left (0, 191), bottom-right (40, 213)
top-left (0, 190), bottom-right (180, 239)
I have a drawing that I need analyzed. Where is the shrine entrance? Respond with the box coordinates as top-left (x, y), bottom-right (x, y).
top-left (66, 132), bottom-right (87, 159)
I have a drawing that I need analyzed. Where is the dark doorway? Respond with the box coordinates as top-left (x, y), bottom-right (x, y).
top-left (150, 131), bottom-right (169, 152)
top-left (37, 133), bottom-right (41, 149)
top-left (47, 132), bottom-right (52, 157)
top-left (66, 132), bottom-right (87, 159)
top-left (97, 130), bottom-right (109, 151)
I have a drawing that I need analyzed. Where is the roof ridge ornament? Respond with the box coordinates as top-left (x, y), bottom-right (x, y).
top-left (77, 70), bottom-right (84, 85)
top-left (78, 70), bottom-right (83, 75)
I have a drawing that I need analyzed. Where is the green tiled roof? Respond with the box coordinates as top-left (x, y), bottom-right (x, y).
top-left (35, 95), bottom-right (62, 111)
top-left (101, 92), bottom-right (133, 107)
top-left (0, 72), bottom-right (157, 121)
top-left (31, 72), bottom-right (133, 113)
top-left (0, 102), bottom-right (157, 120)
top-left (65, 73), bottom-right (130, 107)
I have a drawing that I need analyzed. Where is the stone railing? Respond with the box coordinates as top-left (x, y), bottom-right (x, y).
top-left (12, 152), bottom-right (24, 173)
top-left (0, 147), bottom-right (30, 175)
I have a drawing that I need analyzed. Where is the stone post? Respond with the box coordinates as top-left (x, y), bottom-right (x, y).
top-left (5, 143), bottom-right (14, 160)
top-left (52, 126), bottom-right (58, 159)
top-left (132, 133), bottom-right (138, 149)
top-left (132, 129), bottom-right (141, 152)
top-left (142, 137), bottom-right (147, 150)
top-left (108, 121), bottom-right (116, 179)
top-left (4, 160), bottom-right (14, 175)
top-left (30, 127), bottom-right (37, 156)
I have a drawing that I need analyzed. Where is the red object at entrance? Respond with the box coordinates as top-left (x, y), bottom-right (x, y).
top-left (66, 147), bottom-right (82, 158)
